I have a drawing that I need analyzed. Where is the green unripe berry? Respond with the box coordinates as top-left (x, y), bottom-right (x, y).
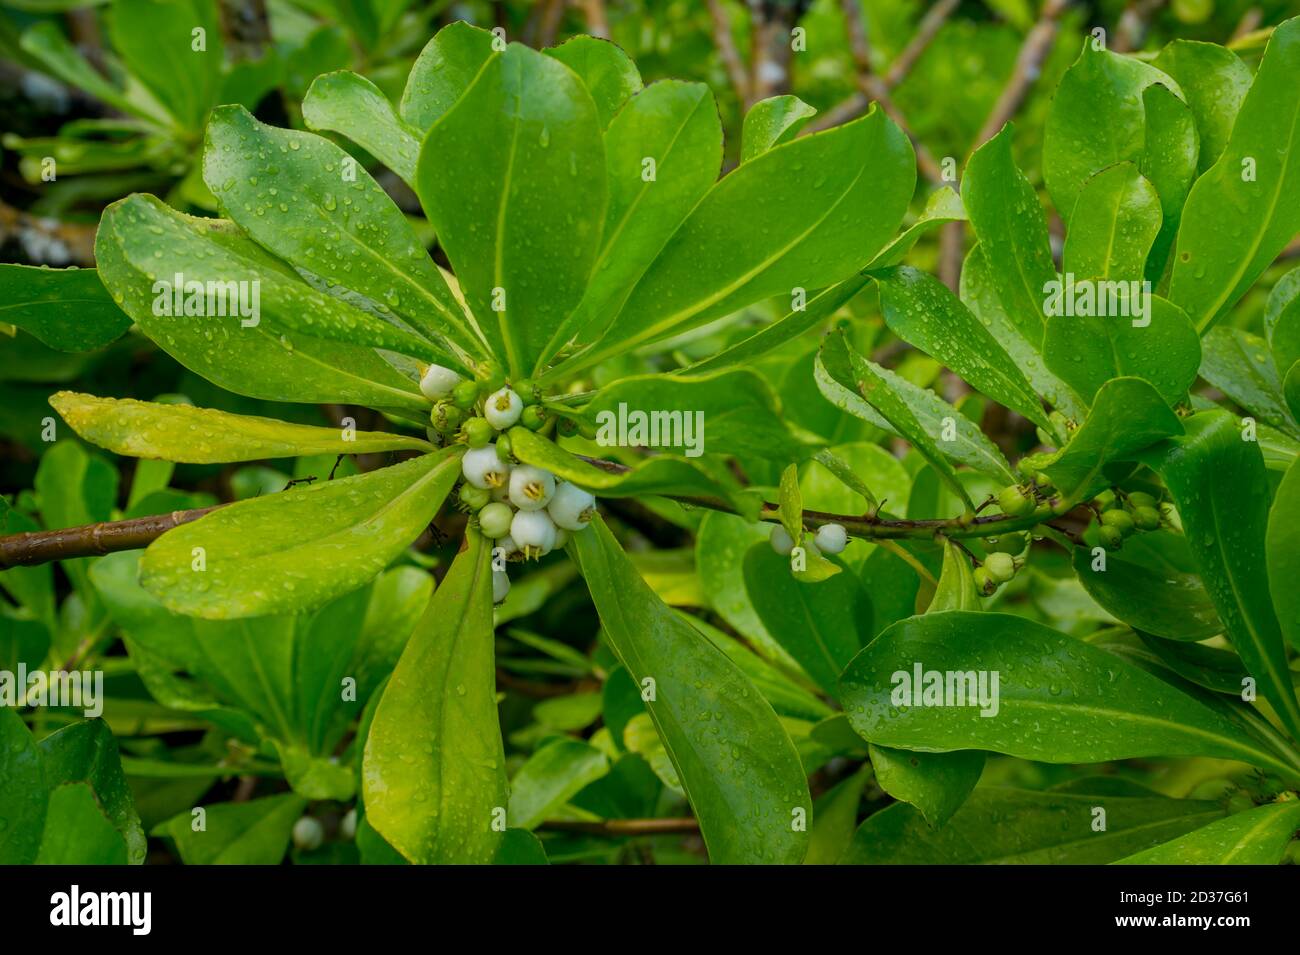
top-left (521, 405), bottom-right (548, 431)
top-left (986, 531), bottom-right (1028, 554)
top-left (458, 483), bottom-right (491, 511)
top-left (476, 360), bottom-right (506, 392)
top-left (514, 378), bottom-right (539, 404)
top-left (1101, 508), bottom-right (1136, 536)
top-left (984, 552), bottom-right (1017, 583)
top-left (1098, 525), bottom-right (1124, 550)
top-left (495, 433), bottom-right (513, 462)
top-left (462, 417), bottom-right (493, 448)
top-left (431, 401), bottom-right (466, 434)
top-left (1126, 491), bottom-right (1158, 509)
top-left (452, 379), bottom-right (482, 411)
top-left (972, 567), bottom-right (997, 596)
top-left (997, 485), bottom-right (1034, 517)
top-left (478, 502), bottom-right (514, 539)
top-left (1132, 505), bottom-right (1161, 531)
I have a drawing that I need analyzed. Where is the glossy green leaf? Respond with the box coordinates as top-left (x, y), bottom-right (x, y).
top-left (140, 449), bottom-right (459, 619)
top-left (35, 783), bottom-right (129, 865)
top-left (929, 541), bottom-right (981, 612)
top-left (545, 36), bottom-right (641, 128)
top-left (584, 369), bottom-right (811, 462)
top-left (95, 194), bottom-right (428, 411)
top-left (108, 0), bottom-right (222, 131)
top-left (1198, 327), bottom-right (1297, 433)
top-left (0, 265), bottom-right (129, 352)
top-left (39, 719), bottom-right (145, 864)
top-left (302, 71), bottom-right (421, 186)
top-left (1140, 411), bottom-right (1300, 738)
top-left (154, 793), bottom-right (306, 864)
top-left (1044, 297), bottom-right (1200, 408)
top-left (804, 766), bottom-right (869, 865)
top-left (872, 265), bottom-right (1050, 431)
top-left (1267, 460), bottom-right (1300, 650)
top-left (205, 105), bottom-right (480, 361)
top-left (51, 392), bottom-right (431, 463)
top-left (508, 738), bottom-right (610, 830)
top-left (866, 186), bottom-right (966, 270)
top-left (590, 107), bottom-right (914, 361)
top-left (1136, 83), bottom-right (1199, 282)
top-left (0, 709), bottom-right (45, 864)
top-left (844, 788), bottom-right (1222, 864)
top-left (743, 544), bottom-right (872, 697)
top-left (1115, 800), bottom-right (1300, 864)
top-left (1169, 17), bottom-right (1300, 330)
top-left (417, 43), bottom-right (606, 377)
top-left (400, 20), bottom-right (495, 131)
top-left (1071, 545), bottom-right (1222, 642)
top-left (1040, 377), bottom-right (1183, 508)
top-left (1062, 163), bottom-right (1161, 282)
top-left (817, 332), bottom-right (974, 507)
top-left (1152, 40), bottom-right (1252, 174)
top-left (570, 516), bottom-right (811, 864)
top-left (364, 531), bottom-right (507, 863)
top-left (867, 745), bottom-right (984, 828)
top-left (838, 611), bottom-right (1296, 775)
top-left (778, 463), bottom-right (802, 544)
top-left (741, 95), bottom-right (817, 161)
top-left (547, 81), bottom-right (722, 362)
top-left (20, 22), bottom-right (148, 121)
top-left (35, 440), bottom-right (117, 613)
top-left (492, 828), bottom-right (549, 865)
top-left (1266, 267), bottom-right (1300, 374)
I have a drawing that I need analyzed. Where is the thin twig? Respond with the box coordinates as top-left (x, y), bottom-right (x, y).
top-left (0, 506), bottom-right (222, 568)
top-left (1112, 0), bottom-right (1165, 54)
top-left (707, 0), bottom-right (751, 106)
top-left (579, 0), bottom-right (609, 39)
top-left (538, 817), bottom-right (700, 836)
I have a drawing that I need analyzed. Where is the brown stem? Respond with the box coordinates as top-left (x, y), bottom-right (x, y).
top-left (538, 817), bottom-right (700, 836)
top-left (579, 0), bottom-right (609, 39)
top-left (707, 0), bottom-right (751, 106)
top-left (0, 506), bottom-right (221, 569)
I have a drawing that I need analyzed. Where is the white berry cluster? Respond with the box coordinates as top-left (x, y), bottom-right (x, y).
top-left (769, 522), bottom-right (849, 557)
top-left (419, 362), bottom-right (598, 605)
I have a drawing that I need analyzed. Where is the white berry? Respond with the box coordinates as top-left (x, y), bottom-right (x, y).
top-left (419, 363), bottom-right (461, 400)
top-left (509, 465), bottom-right (556, 511)
top-left (770, 524), bottom-right (795, 555)
top-left (462, 445), bottom-right (510, 489)
top-left (548, 481), bottom-right (595, 530)
top-left (492, 568), bottom-right (511, 603)
top-left (553, 527), bottom-right (570, 550)
top-left (340, 808), bottom-right (357, 840)
top-left (511, 509), bottom-right (557, 557)
top-left (815, 523), bottom-right (848, 554)
top-left (484, 387), bottom-right (523, 429)
top-left (493, 535), bottom-right (518, 560)
top-left (292, 816), bottom-right (324, 851)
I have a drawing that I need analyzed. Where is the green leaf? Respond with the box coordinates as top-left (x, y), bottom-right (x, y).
top-left (20, 22), bottom-right (149, 122)
top-left (778, 463), bottom-right (802, 544)
top-left (804, 766), bottom-right (869, 865)
top-left (1169, 17), bottom-right (1300, 331)
top-left (108, 0), bottom-right (222, 131)
top-left (35, 783), bottom-right (129, 865)
top-left (872, 265), bottom-right (1050, 431)
top-left (589, 108), bottom-right (914, 363)
top-left (741, 95), bottom-right (817, 161)
top-left (838, 611), bottom-right (1296, 775)
top-left (743, 544), bottom-right (872, 697)
top-left (1152, 40), bottom-right (1252, 174)
top-left (816, 332), bottom-right (973, 508)
top-left (508, 737), bottom-right (611, 830)
top-left (1115, 800), bottom-right (1300, 864)
top-left (867, 745), bottom-right (984, 829)
top-left (570, 516), bottom-right (811, 864)
top-left (39, 719), bottom-right (146, 864)
top-left (1267, 460), bottom-right (1300, 650)
top-left (302, 71), bottom-right (421, 186)
top-left (0, 709), bottom-right (46, 864)
top-left (547, 81), bottom-right (722, 362)
top-left (585, 369), bottom-right (811, 462)
top-left (1062, 163), bottom-right (1161, 282)
top-left (1044, 296), bottom-right (1200, 408)
top-left (1198, 327), bottom-right (1297, 433)
top-left (507, 427), bottom-right (759, 519)
top-left (1139, 411), bottom-right (1300, 739)
top-left (929, 541), bottom-right (981, 612)
top-left (1266, 267), bottom-right (1300, 375)
top-left (1135, 83), bottom-right (1199, 283)
top-left (154, 793), bottom-right (306, 864)
top-left (364, 531), bottom-right (507, 863)
top-left (95, 194), bottom-right (428, 411)
top-left (0, 265), bottom-right (129, 352)
top-left (844, 787), bottom-right (1222, 864)
top-left (1071, 544), bottom-right (1222, 642)
top-left (399, 21), bottom-right (495, 131)
top-left (35, 440), bottom-right (117, 613)
top-left (1040, 377), bottom-right (1183, 508)
top-left (545, 36), bottom-right (642, 128)
top-left (139, 449), bottom-right (460, 619)
top-left (50, 392), bottom-right (432, 463)
top-left (204, 105), bottom-right (480, 362)
top-left (492, 828), bottom-right (549, 865)
top-left (866, 186), bottom-right (966, 270)
top-left (417, 43), bottom-right (606, 377)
